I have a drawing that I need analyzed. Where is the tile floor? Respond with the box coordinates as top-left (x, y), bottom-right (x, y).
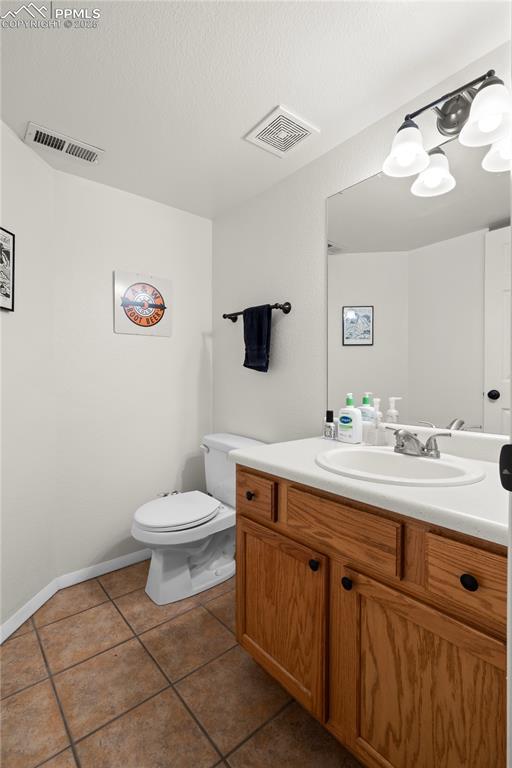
top-left (1, 559), bottom-right (362, 768)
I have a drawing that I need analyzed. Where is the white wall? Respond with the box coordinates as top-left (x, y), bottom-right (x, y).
top-left (52, 173), bottom-right (212, 577)
top-left (327, 251), bottom-right (409, 419)
top-left (1, 123), bottom-right (57, 623)
top-left (213, 46), bottom-right (509, 443)
top-left (1, 123), bottom-right (212, 622)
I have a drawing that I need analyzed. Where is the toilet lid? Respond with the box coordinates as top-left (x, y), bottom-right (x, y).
top-left (134, 491), bottom-right (221, 532)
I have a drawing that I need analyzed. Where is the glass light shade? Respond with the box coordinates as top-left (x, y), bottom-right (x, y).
top-left (411, 150), bottom-right (455, 197)
top-left (459, 78), bottom-right (512, 147)
top-left (382, 121), bottom-right (429, 177)
top-left (482, 133), bottom-right (512, 172)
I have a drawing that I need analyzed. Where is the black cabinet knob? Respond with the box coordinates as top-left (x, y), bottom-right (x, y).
top-left (487, 389), bottom-right (501, 401)
top-left (460, 573), bottom-right (479, 592)
top-left (245, 491), bottom-right (255, 501)
top-left (309, 559), bottom-right (320, 572)
top-left (341, 576), bottom-right (353, 591)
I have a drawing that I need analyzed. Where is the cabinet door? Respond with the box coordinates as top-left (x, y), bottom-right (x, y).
top-left (236, 516), bottom-right (327, 719)
top-left (329, 561), bottom-right (506, 768)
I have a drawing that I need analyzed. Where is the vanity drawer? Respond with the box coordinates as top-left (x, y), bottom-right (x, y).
top-left (426, 534), bottom-right (507, 627)
top-left (237, 470), bottom-right (278, 523)
top-left (285, 487), bottom-right (402, 577)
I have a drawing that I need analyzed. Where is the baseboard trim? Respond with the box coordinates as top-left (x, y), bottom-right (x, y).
top-left (0, 548), bottom-right (151, 644)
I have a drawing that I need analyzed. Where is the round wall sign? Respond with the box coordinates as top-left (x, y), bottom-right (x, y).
top-left (121, 282), bottom-right (167, 327)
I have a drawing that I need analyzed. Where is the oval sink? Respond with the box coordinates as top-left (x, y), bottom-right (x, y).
top-left (315, 446), bottom-right (486, 487)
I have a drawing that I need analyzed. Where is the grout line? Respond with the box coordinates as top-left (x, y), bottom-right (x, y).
top-left (223, 699), bottom-right (293, 760)
top-left (33, 745), bottom-right (74, 768)
top-left (170, 641), bottom-right (238, 684)
top-left (1, 673), bottom-right (50, 703)
top-left (202, 600), bottom-right (236, 636)
top-left (72, 685), bottom-right (171, 746)
top-left (32, 623), bottom-right (83, 768)
top-left (11, 569), bottom-right (252, 766)
top-left (50, 636), bottom-right (137, 677)
top-left (33, 596), bottom-right (111, 632)
top-left (116, 596), bottom-right (224, 764)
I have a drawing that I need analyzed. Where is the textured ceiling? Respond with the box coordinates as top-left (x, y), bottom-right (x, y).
top-left (1, 1), bottom-right (510, 218)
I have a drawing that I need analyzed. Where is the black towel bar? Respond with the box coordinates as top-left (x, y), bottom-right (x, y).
top-left (222, 302), bottom-right (292, 323)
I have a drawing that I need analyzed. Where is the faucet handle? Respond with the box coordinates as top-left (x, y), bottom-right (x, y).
top-left (424, 431), bottom-right (451, 458)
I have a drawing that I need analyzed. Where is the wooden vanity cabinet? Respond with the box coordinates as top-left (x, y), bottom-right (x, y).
top-left (330, 560), bottom-right (506, 768)
top-left (235, 466), bottom-right (507, 768)
top-left (236, 515), bottom-right (327, 719)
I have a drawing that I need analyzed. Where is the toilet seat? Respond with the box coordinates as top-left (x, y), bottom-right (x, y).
top-left (134, 491), bottom-right (221, 532)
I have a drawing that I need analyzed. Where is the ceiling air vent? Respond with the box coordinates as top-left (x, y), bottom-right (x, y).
top-left (244, 106), bottom-right (319, 158)
top-left (24, 122), bottom-right (104, 165)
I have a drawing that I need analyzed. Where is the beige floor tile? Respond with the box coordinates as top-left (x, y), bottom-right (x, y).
top-left (140, 606), bottom-right (236, 681)
top-left (199, 577), bottom-right (235, 605)
top-left (54, 637), bottom-right (167, 739)
top-left (176, 645), bottom-right (290, 754)
top-left (39, 602), bottom-right (133, 673)
top-left (98, 560), bottom-right (150, 599)
top-left (114, 588), bottom-right (200, 634)
top-left (34, 580), bottom-right (108, 627)
top-left (1, 632), bottom-right (47, 699)
top-left (76, 688), bottom-right (219, 768)
top-left (227, 702), bottom-right (363, 767)
top-left (204, 590), bottom-right (236, 634)
top-left (9, 619), bottom-right (34, 640)
top-left (0, 680), bottom-right (69, 768)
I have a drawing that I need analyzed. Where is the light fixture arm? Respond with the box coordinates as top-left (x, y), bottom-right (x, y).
top-left (403, 69), bottom-right (495, 124)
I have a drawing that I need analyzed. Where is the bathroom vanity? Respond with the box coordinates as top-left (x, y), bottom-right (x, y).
top-left (232, 437), bottom-right (507, 768)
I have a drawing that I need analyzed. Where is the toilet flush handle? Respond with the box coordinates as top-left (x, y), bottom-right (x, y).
top-left (199, 443), bottom-right (210, 453)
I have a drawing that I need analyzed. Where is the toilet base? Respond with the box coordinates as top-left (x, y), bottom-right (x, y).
top-left (145, 526), bottom-right (235, 605)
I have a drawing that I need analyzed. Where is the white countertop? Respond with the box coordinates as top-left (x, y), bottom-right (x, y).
top-left (230, 437), bottom-right (509, 546)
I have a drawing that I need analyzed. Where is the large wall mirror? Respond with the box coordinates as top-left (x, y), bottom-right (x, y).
top-left (327, 138), bottom-right (510, 436)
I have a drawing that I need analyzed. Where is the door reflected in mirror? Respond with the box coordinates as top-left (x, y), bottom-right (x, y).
top-left (327, 138), bottom-right (510, 436)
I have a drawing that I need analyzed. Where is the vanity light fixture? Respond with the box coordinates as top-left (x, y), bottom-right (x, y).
top-left (482, 132), bottom-right (512, 173)
top-left (411, 148), bottom-right (456, 197)
top-left (459, 76), bottom-right (512, 147)
top-left (382, 118), bottom-right (429, 177)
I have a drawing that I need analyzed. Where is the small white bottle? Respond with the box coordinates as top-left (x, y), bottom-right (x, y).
top-left (337, 393), bottom-right (363, 444)
top-left (386, 396), bottom-right (403, 424)
top-left (323, 410), bottom-right (337, 440)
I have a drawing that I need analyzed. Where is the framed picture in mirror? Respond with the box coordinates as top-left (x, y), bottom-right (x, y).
top-left (0, 227), bottom-right (15, 312)
top-left (342, 305), bottom-right (374, 346)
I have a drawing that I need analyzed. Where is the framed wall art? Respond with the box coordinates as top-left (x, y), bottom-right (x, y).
top-left (0, 227), bottom-right (15, 312)
top-left (113, 271), bottom-right (171, 337)
top-left (342, 305), bottom-right (374, 346)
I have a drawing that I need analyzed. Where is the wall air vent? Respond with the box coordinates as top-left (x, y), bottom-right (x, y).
top-left (24, 122), bottom-right (104, 165)
top-left (244, 106), bottom-right (319, 158)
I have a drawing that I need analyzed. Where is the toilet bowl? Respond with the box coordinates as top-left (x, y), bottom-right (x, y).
top-left (131, 433), bottom-right (264, 605)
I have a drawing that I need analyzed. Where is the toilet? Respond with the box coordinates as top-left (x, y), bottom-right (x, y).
top-left (131, 433), bottom-right (264, 605)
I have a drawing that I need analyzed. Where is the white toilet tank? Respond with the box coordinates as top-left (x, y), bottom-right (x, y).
top-left (201, 433), bottom-right (265, 508)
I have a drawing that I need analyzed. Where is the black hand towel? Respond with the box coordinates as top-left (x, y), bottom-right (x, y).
top-left (243, 304), bottom-right (272, 372)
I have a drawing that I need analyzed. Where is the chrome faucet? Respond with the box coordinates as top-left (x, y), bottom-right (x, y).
top-left (446, 418), bottom-right (465, 430)
top-left (393, 428), bottom-right (451, 459)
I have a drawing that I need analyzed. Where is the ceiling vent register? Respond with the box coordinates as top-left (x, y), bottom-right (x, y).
top-left (24, 122), bottom-right (104, 165)
top-left (244, 106), bottom-right (319, 157)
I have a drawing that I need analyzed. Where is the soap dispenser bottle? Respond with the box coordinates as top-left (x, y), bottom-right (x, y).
top-left (386, 396), bottom-right (403, 424)
top-left (358, 392), bottom-right (375, 422)
top-left (337, 393), bottom-right (363, 444)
